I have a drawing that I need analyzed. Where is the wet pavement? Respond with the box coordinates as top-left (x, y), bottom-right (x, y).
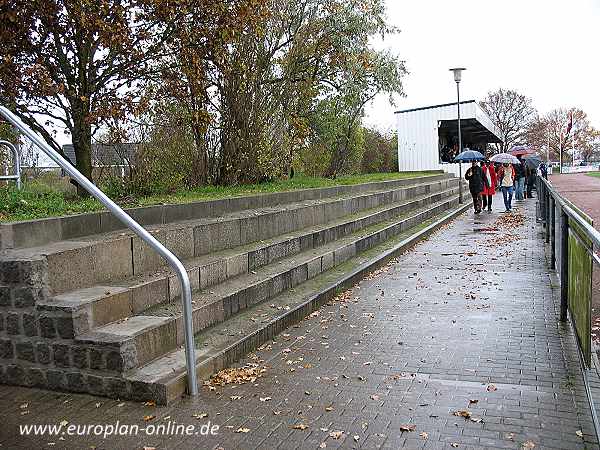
top-left (0, 196), bottom-right (597, 450)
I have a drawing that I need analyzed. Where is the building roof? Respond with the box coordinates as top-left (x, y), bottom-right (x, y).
top-left (394, 100), bottom-right (476, 115)
top-left (62, 143), bottom-right (137, 166)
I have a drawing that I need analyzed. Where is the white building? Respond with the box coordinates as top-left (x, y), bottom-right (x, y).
top-left (395, 100), bottom-right (503, 176)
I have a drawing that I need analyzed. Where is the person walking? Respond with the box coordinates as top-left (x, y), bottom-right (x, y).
top-left (514, 156), bottom-right (526, 201)
top-left (497, 163), bottom-right (515, 212)
top-left (481, 160), bottom-right (496, 213)
top-left (525, 165), bottom-right (536, 199)
top-left (465, 160), bottom-right (484, 214)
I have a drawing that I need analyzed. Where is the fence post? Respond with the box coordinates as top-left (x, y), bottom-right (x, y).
top-left (541, 183), bottom-right (546, 227)
top-left (560, 208), bottom-right (569, 322)
top-left (550, 196), bottom-right (556, 269)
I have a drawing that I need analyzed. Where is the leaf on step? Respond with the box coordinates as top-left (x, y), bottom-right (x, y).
top-left (143, 401), bottom-right (156, 407)
top-left (399, 424), bottom-right (416, 432)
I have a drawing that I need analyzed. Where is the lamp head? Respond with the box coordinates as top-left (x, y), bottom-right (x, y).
top-left (449, 67), bottom-right (466, 83)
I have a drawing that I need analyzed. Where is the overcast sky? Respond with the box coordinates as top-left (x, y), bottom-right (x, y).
top-left (364, 0), bottom-right (600, 132)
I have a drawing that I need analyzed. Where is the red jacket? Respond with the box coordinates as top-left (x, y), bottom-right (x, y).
top-left (481, 164), bottom-right (496, 195)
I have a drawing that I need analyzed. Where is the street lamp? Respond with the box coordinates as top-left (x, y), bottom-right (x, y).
top-left (450, 67), bottom-right (466, 204)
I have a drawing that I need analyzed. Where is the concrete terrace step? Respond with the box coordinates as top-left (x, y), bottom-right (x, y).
top-left (35, 185), bottom-right (460, 336)
top-left (7, 176), bottom-right (459, 296)
top-left (0, 173), bottom-right (450, 249)
top-left (74, 195), bottom-right (459, 379)
top-left (125, 201), bottom-right (468, 404)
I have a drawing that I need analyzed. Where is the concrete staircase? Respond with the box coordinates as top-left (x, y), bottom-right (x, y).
top-left (0, 174), bottom-right (464, 403)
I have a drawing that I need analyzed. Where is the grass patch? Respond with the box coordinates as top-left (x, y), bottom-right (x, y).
top-left (0, 171), bottom-right (440, 223)
top-left (587, 172), bottom-right (600, 179)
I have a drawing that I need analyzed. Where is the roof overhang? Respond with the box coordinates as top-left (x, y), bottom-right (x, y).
top-left (438, 118), bottom-right (503, 144)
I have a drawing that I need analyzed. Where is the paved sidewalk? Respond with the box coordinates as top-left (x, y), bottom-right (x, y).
top-left (0, 198), bottom-right (597, 450)
top-left (550, 173), bottom-right (600, 226)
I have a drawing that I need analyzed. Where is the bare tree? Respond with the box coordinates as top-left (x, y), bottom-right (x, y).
top-left (526, 108), bottom-right (599, 164)
top-left (479, 88), bottom-right (537, 153)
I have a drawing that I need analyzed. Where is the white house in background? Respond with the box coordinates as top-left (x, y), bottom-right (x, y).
top-left (395, 100), bottom-right (503, 176)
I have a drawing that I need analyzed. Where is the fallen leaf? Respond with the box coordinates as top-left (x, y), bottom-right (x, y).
top-left (487, 384), bottom-right (497, 392)
top-left (399, 424), bottom-right (416, 432)
top-left (193, 413), bottom-right (208, 419)
top-left (143, 415), bottom-right (155, 422)
top-left (292, 424), bottom-right (309, 430)
top-left (325, 406), bottom-right (334, 412)
top-left (468, 399), bottom-right (478, 405)
top-left (452, 410), bottom-right (472, 419)
top-left (230, 396), bottom-right (242, 400)
top-left (143, 401), bottom-right (156, 407)
top-left (319, 444), bottom-right (326, 449)
top-left (329, 431), bottom-right (344, 439)
top-left (419, 431), bottom-right (428, 440)
top-left (576, 430), bottom-right (583, 438)
top-left (522, 441), bottom-right (535, 449)
top-left (236, 428), bottom-right (250, 433)
top-left (260, 397), bottom-right (272, 402)
top-left (450, 444), bottom-right (459, 448)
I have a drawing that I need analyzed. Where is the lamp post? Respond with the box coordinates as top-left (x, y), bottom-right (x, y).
top-left (449, 68), bottom-right (466, 203)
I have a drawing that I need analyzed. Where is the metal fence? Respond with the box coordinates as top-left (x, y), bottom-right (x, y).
top-left (537, 176), bottom-right (600, 439)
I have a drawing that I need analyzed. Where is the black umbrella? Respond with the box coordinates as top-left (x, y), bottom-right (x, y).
top-left (523, 156), bottom-right (542, 169)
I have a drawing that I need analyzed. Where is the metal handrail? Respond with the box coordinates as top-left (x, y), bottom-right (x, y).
top-left (0, 139), bottom-right (21, 189)
top-left (538, 175), bottom-right (600, 444)
top-left (541, 177), bottom-right (600, 249)
top-left (0, 105), bottom-right (198, 396)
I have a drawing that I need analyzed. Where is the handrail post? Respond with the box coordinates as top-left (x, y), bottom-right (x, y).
top-left (560, 207), bottom-right (569, 322)
top-left (550, 196), bottom-right (556, 269)
top-left (0, 139), bottom-right (22, 190)
top-left (0, 105), bottom-right (198, 396)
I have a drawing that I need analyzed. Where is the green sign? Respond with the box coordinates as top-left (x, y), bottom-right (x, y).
top-left (566, 201), bottom-right (594, 367)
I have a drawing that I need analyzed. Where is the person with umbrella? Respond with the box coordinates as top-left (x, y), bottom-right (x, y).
top-left (496, 162), bottom-right (516, 212)
top-left (514, 156), bottom-right (526, 201)
top-left (523, 156), bottom-right (541, 199)
top-left (465, 159), bottom-right (485, 214)
top-left (481, 160), bottom-right (496, 213)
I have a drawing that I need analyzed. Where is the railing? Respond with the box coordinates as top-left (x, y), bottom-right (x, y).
top-left (0, 105), bottom-right (198, 396)
top-left (537, 175), bottom-right (600, 440)
top-left (0, 139), bottom-right (21, 189)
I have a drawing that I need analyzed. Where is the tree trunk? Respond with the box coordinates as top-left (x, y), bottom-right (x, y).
top-left (71, 100), bottom-right (93, 197)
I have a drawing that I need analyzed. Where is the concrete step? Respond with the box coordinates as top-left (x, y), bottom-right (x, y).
top-left (125, 201), bottom-right (469, 404)
top-left (74, 195), bottom-right (459, 378)
top-left (35, 185), bottom-right (459, 337)
top-left (1, 173), bottom-right (451, 249)
top-left (11, 176), bottom-right (458, 297)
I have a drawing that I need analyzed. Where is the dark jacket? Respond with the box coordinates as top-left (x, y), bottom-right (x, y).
top-left (514, 161), bottom-right (526, 179)
top-left (465, 165), bottom-right (484, 193)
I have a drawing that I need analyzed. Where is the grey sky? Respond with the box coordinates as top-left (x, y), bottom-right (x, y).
top-left (364, 0), bottom-right (600, 132)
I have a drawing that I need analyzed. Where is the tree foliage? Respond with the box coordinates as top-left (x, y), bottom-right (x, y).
top-left (0, 0), bottom-right (165, 195)
top-left (479, 88), bottom-right (536, 153)
top-left (1, 0), bottom-right (406, 196)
